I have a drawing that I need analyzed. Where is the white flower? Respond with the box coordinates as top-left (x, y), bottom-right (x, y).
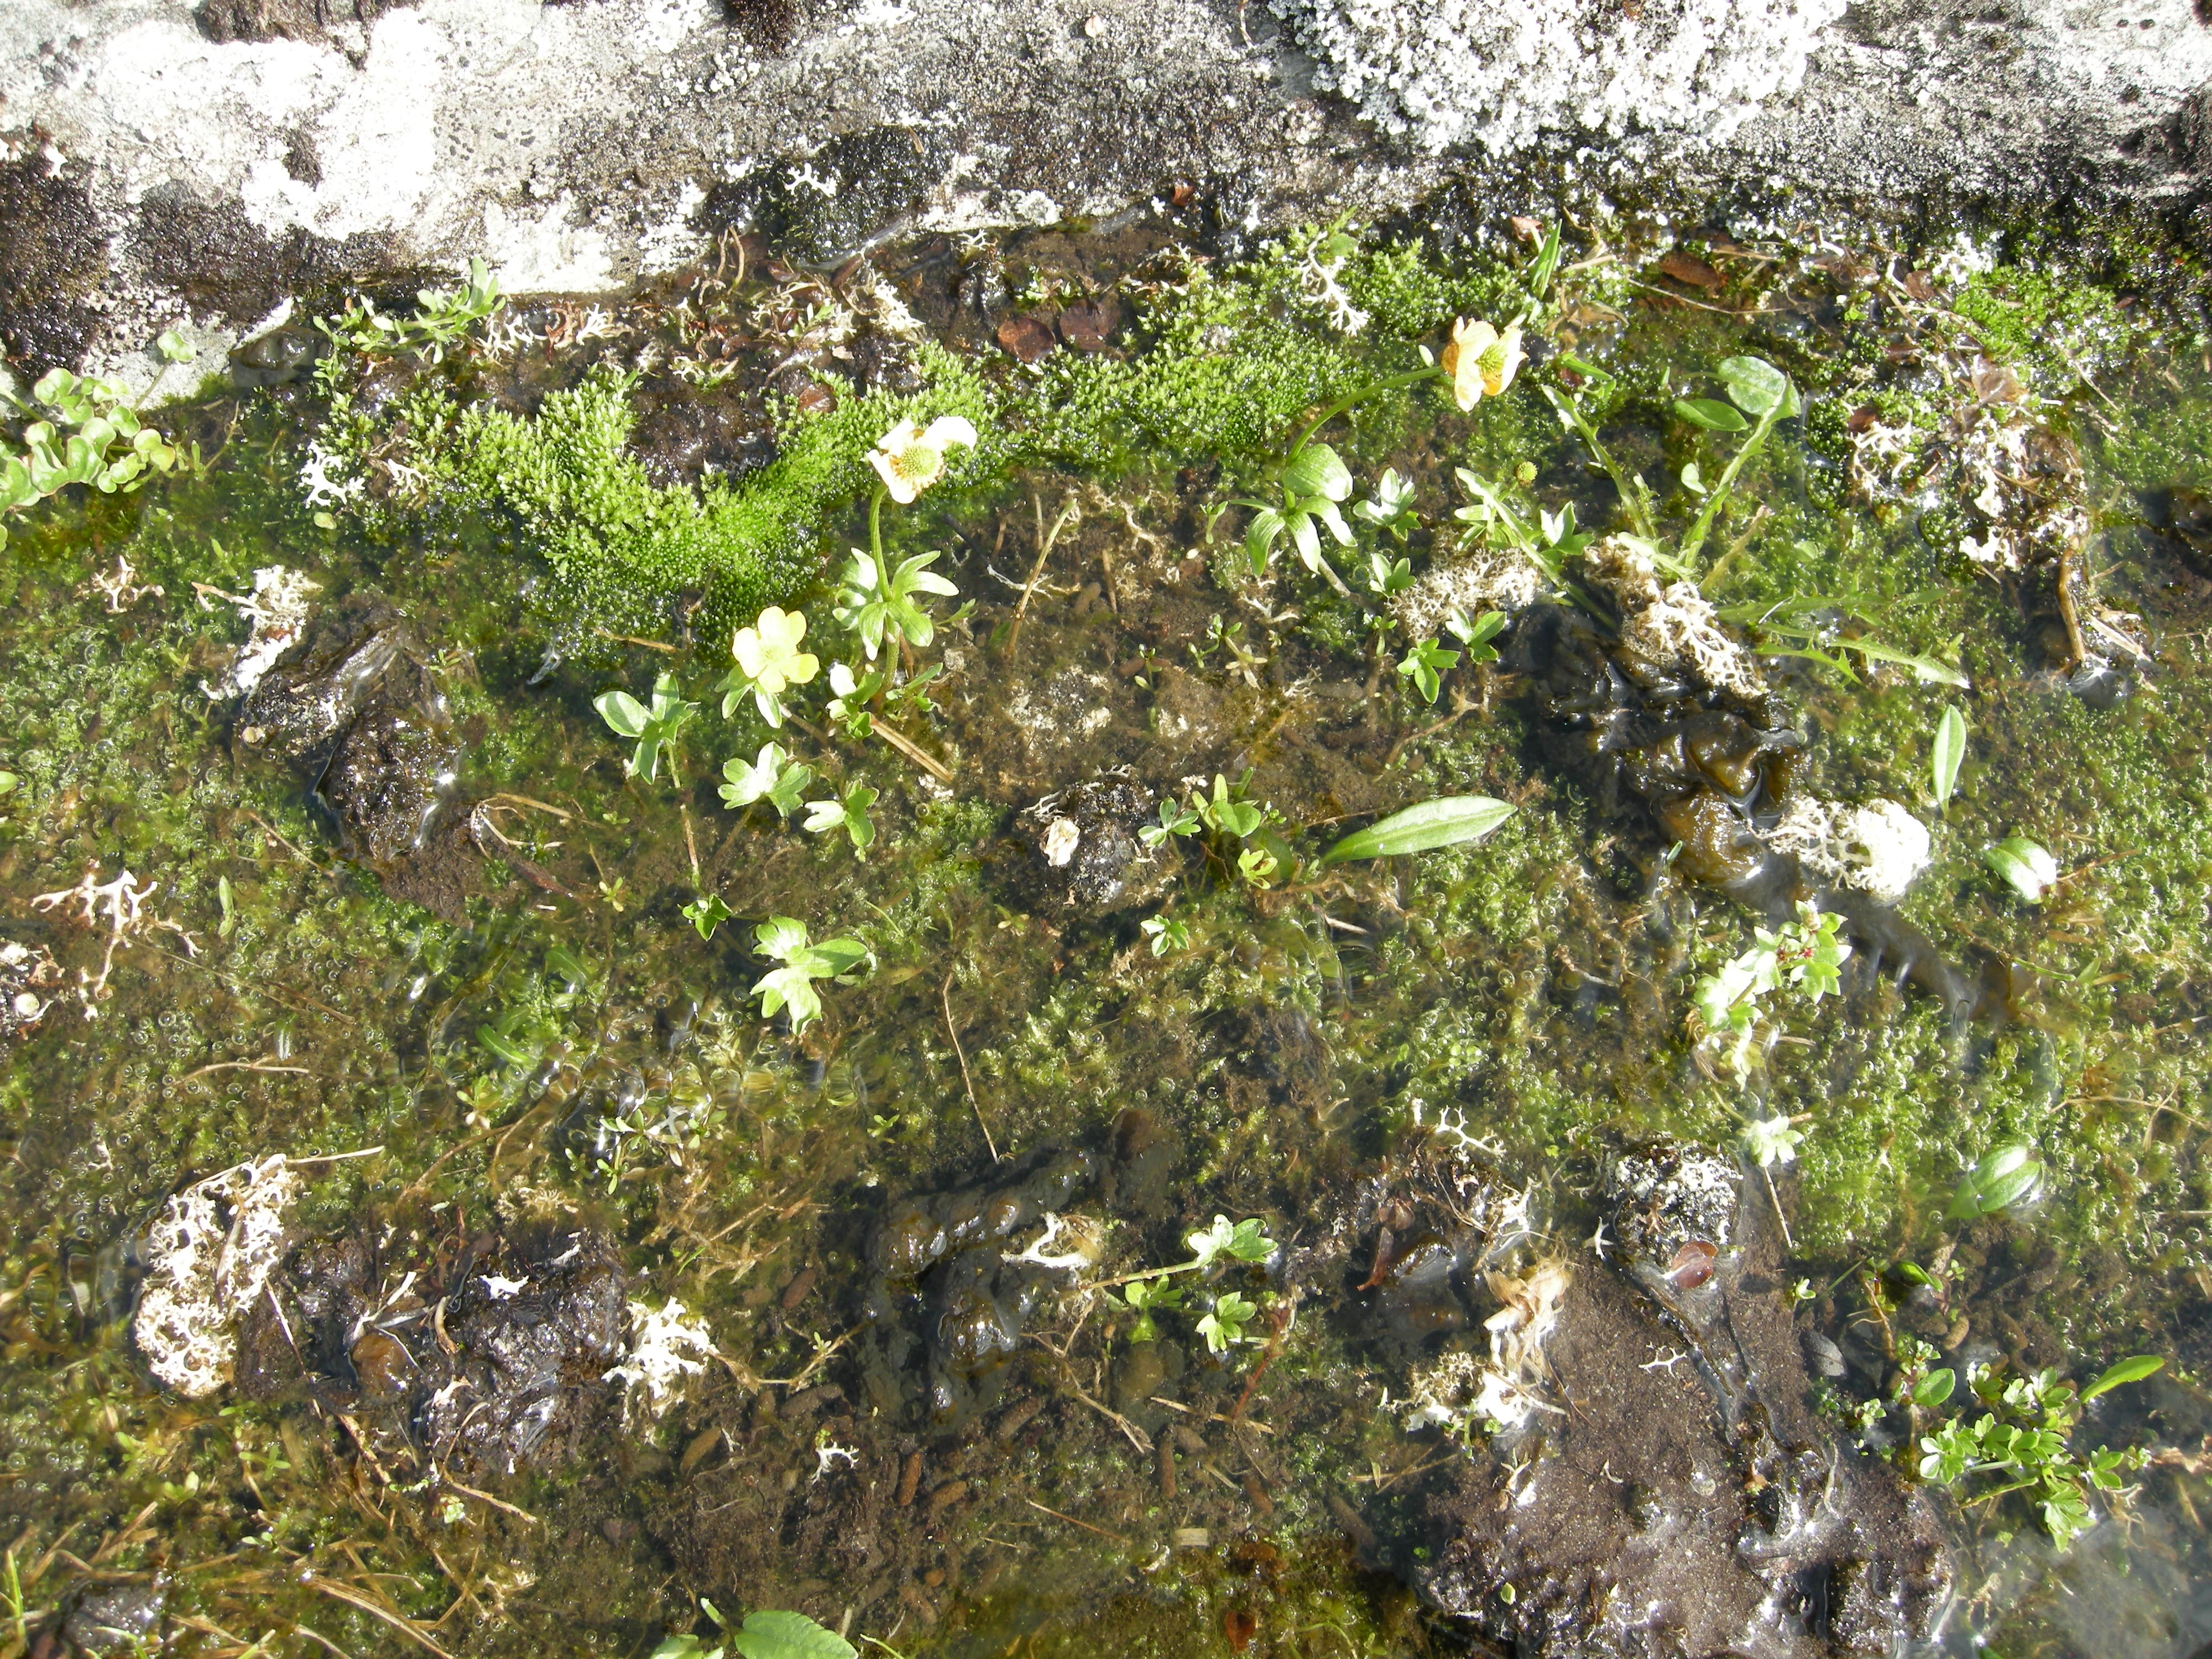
top-left (1439, 319), bottom-right (1524, 411)
top-left (869, 415), bottom-right (978, 503)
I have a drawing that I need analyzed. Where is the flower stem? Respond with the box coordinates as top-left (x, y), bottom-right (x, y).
top-left (868, 484), bottom-right (887, 564)
top-left (1285, 364), bottom-right (1442, 457)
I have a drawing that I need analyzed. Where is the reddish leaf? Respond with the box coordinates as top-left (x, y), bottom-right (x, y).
top-left (1657, 250), bottom-right (1723, 289)
top-left (995, 314), bottom-right (1056, 365)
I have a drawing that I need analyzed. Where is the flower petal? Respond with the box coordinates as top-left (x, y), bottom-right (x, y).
top-left (921, 415), bottom-right (978, 451)
top-left (870, 448), bottom-right (918, 503)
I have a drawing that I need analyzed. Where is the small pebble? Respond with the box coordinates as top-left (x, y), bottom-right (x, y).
top-left (1084, 14), bottom-right (1107, 36)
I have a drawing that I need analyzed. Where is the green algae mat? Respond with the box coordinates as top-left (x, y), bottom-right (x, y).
top-left (2, 210), bottom-right (2210, 1659)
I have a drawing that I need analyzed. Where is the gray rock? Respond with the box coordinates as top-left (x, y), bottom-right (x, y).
top-left (6, 0), bottom-right (2211, 387)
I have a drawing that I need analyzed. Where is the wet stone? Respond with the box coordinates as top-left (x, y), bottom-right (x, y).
top-left (703, 125), bottom-right (945, 263)
top-left (0, 940), bottom-right (59, 1051)
top-left (237, 591), bottom-right (472, 916)
top-left (58, 1581), bottom-right (165, 1657)
top-left (1019, 769), bottom-right (1170, 914)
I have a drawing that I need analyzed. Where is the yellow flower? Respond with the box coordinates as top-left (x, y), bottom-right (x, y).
top-left (727, 606), bottom-right (818, 725)
top-left (869, 415), bottom-right (978, 504)
top-left (1439, 318), bottom-right (1525, 411)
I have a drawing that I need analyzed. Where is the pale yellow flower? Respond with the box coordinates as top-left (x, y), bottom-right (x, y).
top-left (727, 606), bottom-right (818, 725)
top-left (1439, 318), bottom-right (1525, 411)
top-left (869, 415), bottom-right (978, 503)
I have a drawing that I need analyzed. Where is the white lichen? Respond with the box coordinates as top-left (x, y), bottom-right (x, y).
top-left (603, 1297), bottom-right (717, 1422)
top-left (1391, 544), bottom-right (1541, 640)
top-left (1764, 796), bottom-right (1931, 902)
top-left (1041, 817), bottom-right (1082, 868)
top-left (196, 566), bottom-right (320, 700)
top-left (132, 1156), bottom-right (301, 1399)
top-left (1267, 0), bottom-right (1847, 156)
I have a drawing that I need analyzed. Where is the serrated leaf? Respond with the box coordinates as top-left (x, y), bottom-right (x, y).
top-left (729, 1610), bottom-right (857, 1659)
top-left (2079, 1355), bottom-right (2164, 1403)
top-left (1673, 397), bottom-right (1749, 432)
top-left (1318, 796), bottom-right (1516, 866)
top-left (1932, 706), bottom-right (1967, 807)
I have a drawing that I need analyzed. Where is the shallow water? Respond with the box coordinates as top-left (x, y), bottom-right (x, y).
top-left (1, 216), bottom-right (2209, 1658)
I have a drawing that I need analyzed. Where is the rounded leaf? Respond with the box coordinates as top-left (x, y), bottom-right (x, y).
top-left (729, 1611), bottom-right (857, 1659)
top-left (1718, 356), bottom-right (1794, 418)
top-left (1283, 443), bottom-right (1354, 504)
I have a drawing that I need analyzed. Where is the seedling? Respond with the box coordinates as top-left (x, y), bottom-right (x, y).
top-left (720, 743), bottom-right (813, 817)
top-left (1354, 467), bottom-right (1420, 542)
top-left (682, 894), bottom-right (733, 941)
top-left (1948, 1142), bottom-right (2044, 1219)
top-left (1240, 441), bottom-right (1357, 590)
top-left (1691, 902), bottom-right (1851, 1081)
top-left (595, 672), bottom-right (699, 784)
top-left (802, 781), bottom-right (878, 859)
top-left (749, 917), bottom-right (870, 1032)
top-left (1397, 637), bottom-right (1460, 705)
top-left (1141, 915), bottom-right (1191, 956)
top-left (1986, 836), bottom-right (2059, 903)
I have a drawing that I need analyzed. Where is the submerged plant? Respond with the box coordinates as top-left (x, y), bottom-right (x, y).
top-left (1317, 796), bottom-right (1516, 866)
top-left (1986, 835), bottom-right (2059, 902)
top-left (2, 364), bottom-right (184, 545)
top-left (594, 672), bottom-right (700, 784)
top-left (1691, 902), bottom-right (1851, 1081)
top-left (652, 1602), bottom-right (856, 1659)
top-left (802, 780), bottom-right (878, 859)
top-left (749, 917), bottom-right (870, 1031)
top-left (834, 548), bottom-right (959, 660)
top-left (1915, 1356), bottom-right (2164, 1547)
top-left (1948, 1142), bottom-right (2046, 1219)
top-left (720, 742), bottom-right (813, 817)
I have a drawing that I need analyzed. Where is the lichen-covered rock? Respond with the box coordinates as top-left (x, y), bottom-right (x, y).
top-left (1266, 0), bottom-right (1848, 155)
top-left (131, 1156), bottom-right (301, 1398)
top-left (1019, 769), bottom-right (1170, 913)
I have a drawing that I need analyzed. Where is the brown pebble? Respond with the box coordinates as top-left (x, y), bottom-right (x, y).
top-left (898, 1583), bottom-right (938, 1626)
top-left (993, 1396), bottom-right (1046, 1443)
top-left (1157, 1443), bottom-right (1177, 1500)
top-left (349, 1329), bottom-right (413, 1398)
top-left (1241, 1472), bottom-right (1274, 1516)
top-left (1326, 1492), bottom-right (1377, 1554)
top-left (927, 1478), bottom-right (969, 1514)
top-left (779, 1265), bottom-right (818, 1312)
top-left (898, 1450), bottom-right (924, 1507)
top-left (1172, 1425), bottom-right (1209, 1457)
top-left (922, 1568), bottom-right (945, 1588)
top-left (680, 1426), bottom-right (724, 1477)
top-left (995, 314), bottom-right (1057, 366)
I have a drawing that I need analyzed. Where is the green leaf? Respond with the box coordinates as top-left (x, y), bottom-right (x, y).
top-left (1245, 507), bottom-right (1285, 574)
top-left (1282, 442), bottom-right (1353, 503)
top-left (728, 1610), bottom-right (857, 1659)
top-left (1527, 220), bottom-right (1562, 299)
top-left (682, 894), bottom-right (733, 941)
top-left (1949, 1142), bottom-right (2045, 1219)
top-left (1717, 356), bottom-right (1796, 418)
top-left (2079, 1355), bottom-right (2164, 1403)
top-left (1318, 796), bottom-right (1516, 866)
top-left (1673, 397), bottom-right (1749, 432)
top-left (1932, 706), bottom-right (1968, 808)
top-left (595, 690), bottom-right (649, 739)
top-left (1985, 836), bottom-right (2059, 902)
top-left (1913, 1368), bottom-right (1957, 1408)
